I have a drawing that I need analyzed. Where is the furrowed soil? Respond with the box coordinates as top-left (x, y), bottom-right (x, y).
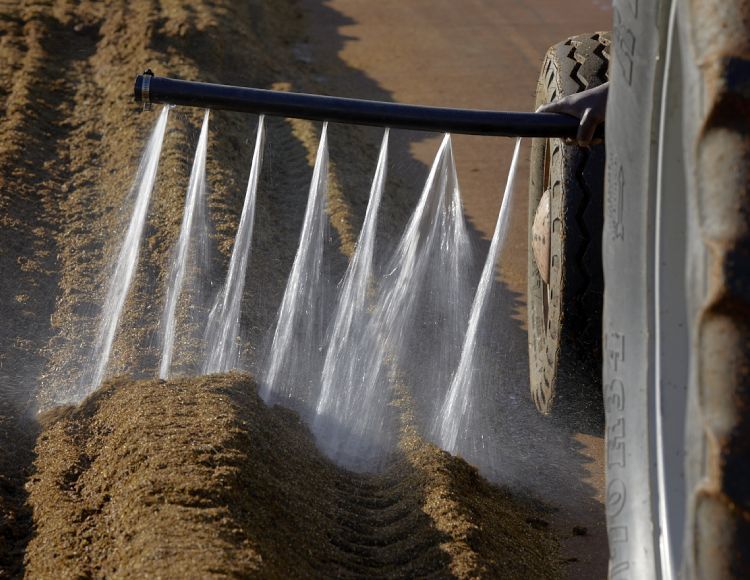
top-left (0, 0), bottom-right (560, 577)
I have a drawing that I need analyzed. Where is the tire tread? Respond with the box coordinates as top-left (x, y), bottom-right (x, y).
top-left (527, 32), bottom-right (609, 418)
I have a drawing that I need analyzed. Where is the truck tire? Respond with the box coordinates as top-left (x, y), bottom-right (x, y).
top-left (527, 32), bottom-right (609, 421)
top-left (604, 1), bottom-right (750, 578)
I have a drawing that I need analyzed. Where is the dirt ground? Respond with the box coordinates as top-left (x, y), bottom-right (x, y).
top-left (24, 374), bottom-right (559, 578)
top-left (0, 0), bottom-right (581, 577)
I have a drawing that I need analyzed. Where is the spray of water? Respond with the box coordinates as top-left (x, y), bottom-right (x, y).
top-left (261, 123), bottom-right (330, 404)
top-left (203, 116), bottom-right (265, 374)
top-left (159, 110), bottom-right (211, 379)
top-left (76, 106), bottom-right (170, 396)
top-left (313, 129), bottom-right (389, 465)
top-left (396, 134), bottom-right (474, 424)
top-left (314, 134), bottom-right (471, 470)
top-left (436, 138), bottom-right (522, 454)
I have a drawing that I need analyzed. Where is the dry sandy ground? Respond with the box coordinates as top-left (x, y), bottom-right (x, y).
top-left (0, 0), bottom-right (570, 577)
top-left (297, 1), bottom-right (612, 577)
top-left (25, 375), bottom-right (557, 578)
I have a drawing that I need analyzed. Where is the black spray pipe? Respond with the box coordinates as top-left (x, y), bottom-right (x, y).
top-left (134, 72), bottom-right (601, 139)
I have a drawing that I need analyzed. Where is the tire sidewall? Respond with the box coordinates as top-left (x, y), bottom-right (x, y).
top-left (603, 2), bottom-right (673, 578)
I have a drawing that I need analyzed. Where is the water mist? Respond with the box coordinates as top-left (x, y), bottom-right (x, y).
top-left (261, 123), bottom-right (330, 405)
top-left (159, 110), bottom-right (211, 379)
top-left (314, 134), bottom-right (472, 470)
top-left (436, 138), bottom-right (522, 459)
top-left (76, 106), bottom-right (170, 398)
top-left (203, 116), bottom-right (265, 374)
top-left (313, 129), bottom-right (389, 468)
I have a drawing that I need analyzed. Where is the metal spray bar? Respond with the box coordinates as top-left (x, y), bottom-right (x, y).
top-left (134, 71), bottom-right (598, 139)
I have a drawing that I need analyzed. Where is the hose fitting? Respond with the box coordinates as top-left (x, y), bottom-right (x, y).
top-left (135, 69), bottom-right (154, 111)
